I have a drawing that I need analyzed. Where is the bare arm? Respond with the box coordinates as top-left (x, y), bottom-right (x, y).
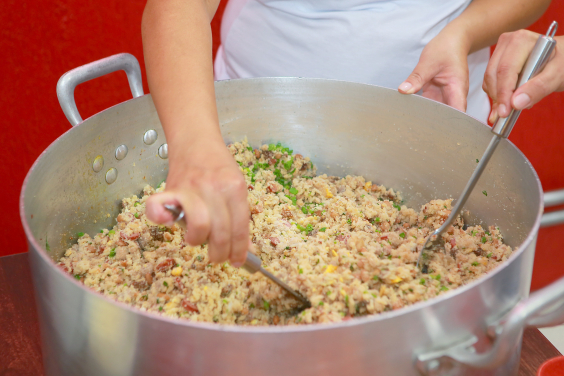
top-left (398, 0), bottom-right (552, 113)
top-left (142, 0), bottom-right (250, 266)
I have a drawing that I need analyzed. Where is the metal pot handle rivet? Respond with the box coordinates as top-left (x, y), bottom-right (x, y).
top-left (92, 155), bottom-right (104, 173)
top-left (115, 145), bottom-right (128, 161)
top-left (56, 53), bottom-right (144, 127)
top-left (105, 168), bottom-right (118, 184)
top-left (143, 130), bottom-right (158, 145)
top-left (158, 144), bottom-right (168, 159)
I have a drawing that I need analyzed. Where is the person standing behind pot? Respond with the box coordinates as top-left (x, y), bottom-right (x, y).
top-left (141, 0), bottom-right (551, 266)
top-left (483, 29), bottom-right (564, 123)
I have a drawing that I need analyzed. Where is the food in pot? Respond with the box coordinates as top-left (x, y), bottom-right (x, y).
top-left (59, 140), bottom-right (513, 325)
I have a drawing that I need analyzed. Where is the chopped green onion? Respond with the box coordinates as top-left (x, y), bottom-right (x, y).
top-left (440, 286), bottom-right (449, 291)
top-left (318, 301), bottom-right (324, 306)
top-left (74, 274), bottom-right (81, 280)
top-left (159, 306), bottom-right (163, 312)
top-left (320, 227), bottom-right (327, 232)
top-left (482, 190), bottom-right (488, 196)
top-left (299, 268), bottom-right (303, 274)
top-left (263, 300), bottom-right (270, 310)
top-left (393, 203), bottom-right (401, 211)
top-left (472, 261), bottom-right (480, 266)
top-left (326, 291), bottom-right (331, 296)
top-left (481, 236), bottom-right (487, 244)
top-left (289, 187), bottom-right (298, 195)
top-left (372, 275), bottom-right (379, 281)
top-left (109, 248), bottom-right (116, 258)
top-left (419, 278), bottom-right (426, 285)
top-left (109, 230), bottom-right (115, 235)
top-left (163, 281), bottom-right (168, 287)
top-left (134, 213), bottom-right (139, 219)
top-left (476, 159), bottom-right (479, 163)
top-left (249, 303), bottom-right (255, 309)
top-left (486, 252), bottom-right (493, 258)
top-left (399, 232), bottom-right (406, 239)
top-left (77, 232), bottom-right (85, 237)
top-left (134, 202), bottom-right (140, 207)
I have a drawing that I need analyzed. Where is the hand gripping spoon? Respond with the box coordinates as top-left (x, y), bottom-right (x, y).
top-left (163, 204), bottom-right (311, 310)
top-left (416, 21), bottom-right (558, 272)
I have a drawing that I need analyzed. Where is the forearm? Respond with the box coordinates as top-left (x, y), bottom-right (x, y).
top-left (142, 0), bottom-right (222, 165)
top-left (444, 0), bottom-right (552, 54)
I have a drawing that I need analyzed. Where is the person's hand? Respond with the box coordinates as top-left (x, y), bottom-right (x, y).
top-left (398, 29), bottom-right (471, 112)
top-left (145, 138), bottom-right (249, 266)
top-left (483, 30), bottom-right (564, 123)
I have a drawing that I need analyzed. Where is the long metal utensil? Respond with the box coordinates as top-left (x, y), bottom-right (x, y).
top-left (163, 204), bottom-right (311, 309)
top-left (417, 21), bottom-right (558, 272)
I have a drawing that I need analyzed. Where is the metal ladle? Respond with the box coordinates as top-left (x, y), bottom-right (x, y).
top-left (163, 204), bottom-right (312, 310)
top-left (417, 21), bottom-right (558, 272)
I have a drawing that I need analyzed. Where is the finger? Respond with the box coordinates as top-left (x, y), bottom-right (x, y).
top-left (483, 38), bottom-right (510, 102)
top-left (204, 192), bottom-right (232, 264)
top-left (442, 79), bottom-right (468, 112)
top-left (488, 103), bottom-right (499, 124)
top-left (512, 62), bottom-right (563, 110)
top-left (225, 181), bottom-right (250, 267)
top-left (421, 83), bottom-right (444, 103)
top-left (398, 59), bottom-right (440, 95)
top-left (495, 31), bottom-right (539, 117)
top-left (176, 191), bottom-right (211, 246)
top-left (145, 192), bottom-right (180, 226)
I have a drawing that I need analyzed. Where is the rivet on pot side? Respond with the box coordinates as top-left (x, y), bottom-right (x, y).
top-left (158, 144), bottom-right (168, 159)
top-left (143, 130), bottom-right (158, 145)
top-left (105, 168), bottom-right (118, 184)
top-left (115, 145), bottom-right (128, 160)
top-left (92, 155), bottom-right (104, 173)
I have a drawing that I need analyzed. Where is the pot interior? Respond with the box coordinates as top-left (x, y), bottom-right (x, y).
top-left (21, 78), bottom-right (542, 263)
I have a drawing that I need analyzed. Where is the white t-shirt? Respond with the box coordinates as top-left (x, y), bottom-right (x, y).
top-left (214, 0), bottom-right (490, 122)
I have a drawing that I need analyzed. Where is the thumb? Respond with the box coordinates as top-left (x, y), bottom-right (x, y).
top-left (398, 60), bottom-right (439, 95)
top-left (511, 65), bottom-right (561, 110)
top-left (145, 192), bottom-right (179, 226)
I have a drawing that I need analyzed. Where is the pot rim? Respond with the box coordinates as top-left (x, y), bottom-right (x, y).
top-left (19, 77), bottom-right (545, 334)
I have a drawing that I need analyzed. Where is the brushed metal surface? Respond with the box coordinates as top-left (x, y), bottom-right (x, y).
top-left (21, 78), bottom-right (544, 376)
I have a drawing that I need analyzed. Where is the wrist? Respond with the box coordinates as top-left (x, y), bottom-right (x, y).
top-left (436, 21), bottom-right (473, 56)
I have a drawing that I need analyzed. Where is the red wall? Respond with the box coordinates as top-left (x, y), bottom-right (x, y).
top-left (1, 0), bottom-right (562, 290)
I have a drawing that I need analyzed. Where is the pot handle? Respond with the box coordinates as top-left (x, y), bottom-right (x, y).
top-left (542, 189), bottom-right (564, 227)
top-left (416, 275), bottom-right (564, 375)
top-left (56, 53), bottom-right (144, 127)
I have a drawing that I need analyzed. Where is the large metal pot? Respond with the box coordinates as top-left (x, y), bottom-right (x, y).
top-left (20, 54), bottom-right (564, 376)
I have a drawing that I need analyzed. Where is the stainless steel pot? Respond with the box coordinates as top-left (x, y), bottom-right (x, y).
top-left (20, 54), bottom-right (564, 376)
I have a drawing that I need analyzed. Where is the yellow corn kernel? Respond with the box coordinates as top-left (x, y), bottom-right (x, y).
top-left (251, 319), bottom-right (258, 325)
top-left (332, 250), bottom-right (338, 257)
top-left (339, 277), bottom-right (344, 282)
top-left (391, 277), bottom-right (402, 284)
top-left (340, 289), bottom-right (346, 296)
top-left (364, 182), bottom-right (372, 191)
top-left (325, 188), bottom-right (333, 198)
top-left (325, 265), bottom-right (338, 274)
top-left (171, 267), bottom-right (183, 276)
top-left (204, 286), bottom-right (208, 291)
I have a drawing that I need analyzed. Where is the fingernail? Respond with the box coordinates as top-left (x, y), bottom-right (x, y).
top-left (398, 81), bottom-right (413, 94)
top-left (513, 93), bottom-right (531, 110)
top-left (498, 104), bottom-right (507, 117)
top-left (231, 260), bottom-right (244, 268)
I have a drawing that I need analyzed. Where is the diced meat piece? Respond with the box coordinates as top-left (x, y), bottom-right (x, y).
top-left (132, 280), bottom-right (149, 290)
top-left (120, 231), bottom-right (140, 240)
top-left (270, 237), bottom-right (280, 247)
top-left (156, 258), bottom-right (175, 272)
top-left (254, 149), bottom-right (260, 159)
top-left (182, 300), bottom-right (199, 313)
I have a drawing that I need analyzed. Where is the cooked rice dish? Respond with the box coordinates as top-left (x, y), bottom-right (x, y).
top-left (59, 140), bottom-right (513, 326)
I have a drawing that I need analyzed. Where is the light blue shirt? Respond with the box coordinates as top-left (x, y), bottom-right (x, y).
top-left (215, 0), bottom-right (490, 122)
